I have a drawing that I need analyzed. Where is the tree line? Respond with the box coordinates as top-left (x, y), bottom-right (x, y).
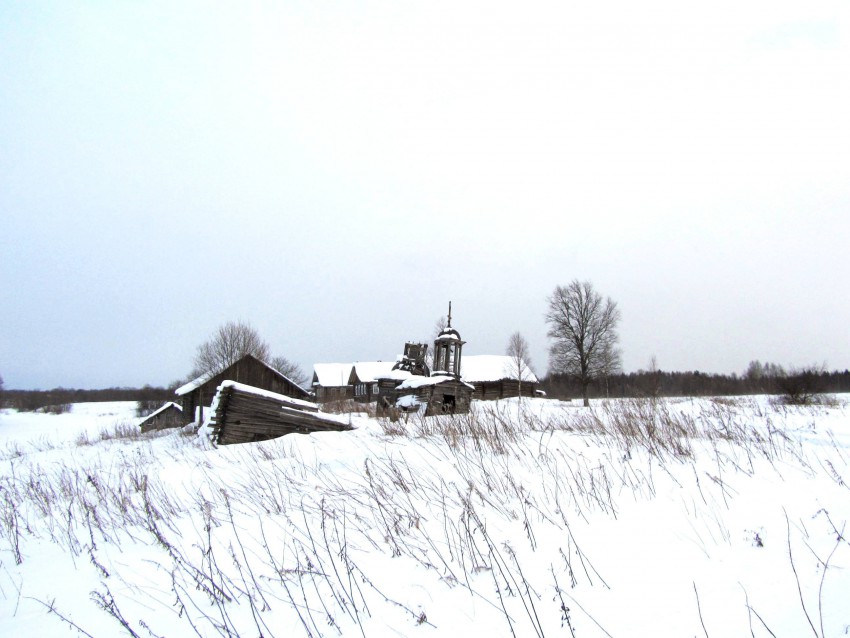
top-left (1, 385), bottom-right (175, 413)
top-left (538, 279), bottom-right (847, 405)
top-left (541, 367), bottom-right (850, 401)
top-left (0, 320), bottom-right (309, 413)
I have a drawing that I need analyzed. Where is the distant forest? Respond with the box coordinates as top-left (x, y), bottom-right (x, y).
top-left (541, 367), bottom-right (850, 401)
top-left (1, 385), bottom-right (174, 413)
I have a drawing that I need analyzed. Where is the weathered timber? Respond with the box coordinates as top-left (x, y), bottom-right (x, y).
top-left (176, 354), bottom-right (311, 424)
top-left (209, 381), bottom-right (352, 446)
top-left (139, 402), bottom-right (183, 433)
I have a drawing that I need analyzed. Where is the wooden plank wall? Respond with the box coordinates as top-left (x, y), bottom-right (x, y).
top-left (210, 385), bottom-right (352, 445)
top-left (472, 380), bottom-right (538, 400)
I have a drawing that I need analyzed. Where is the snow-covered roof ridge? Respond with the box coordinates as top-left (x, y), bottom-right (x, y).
top-left (175, 370), bottom-right (216, 396)
top-left (313, 363), bottom-right (354, 386)
top-left (397, 375), bottom-right (475, 390)
top-left (175, 354), bottom-right (310, 396)
top-left (351, 361), bottom-right (396, 383)
top-left (214, 380), bottom-right (319, 411)
top-left (461, 355), bottom-right (538, 384)
top-left (142, 402), bottom-right (182, 420)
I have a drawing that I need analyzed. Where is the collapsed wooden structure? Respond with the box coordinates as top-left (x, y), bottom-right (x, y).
top-left (208, 381), bottom-right (352, 445)
top-left (377, 373), bottom-right (474, 416)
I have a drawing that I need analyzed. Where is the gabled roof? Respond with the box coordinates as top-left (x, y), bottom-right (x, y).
top-left (349, 361), bottom-right (397, 384)
top-left (145, 401), bottom-right (182, 417)
top-left (175, 370), bottom-right (216, 396)
top-left (461, 355), bottom-right (538, 384)
top-left (312, 363), bottom-right (354, 387)
top-left (175, 354), bottom-right (309, 396)
top-left (398, 375), bottom-right (475, 390)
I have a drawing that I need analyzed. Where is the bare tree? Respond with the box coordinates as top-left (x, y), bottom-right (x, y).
top-left (192, 320), bottom-right (271, 378)
top-left (505, 332), bottom-right (533, 399)
top-left (432, 315), bottom-right (447, 339)
top-left (269, 355), bottom-right (308, 388)
top-left (545, 280), bottom-right (621, 406)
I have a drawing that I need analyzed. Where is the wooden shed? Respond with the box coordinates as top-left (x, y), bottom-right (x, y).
top-left (138, 402), bottom-right (183, 433)
top-left (175, 354), bottom-right (311, 424)
top-left (461, 355), bottom-right (539, 400)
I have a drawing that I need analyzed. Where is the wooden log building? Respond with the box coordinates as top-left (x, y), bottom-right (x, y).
top-left (311, 363), bottom-right (354, 403)
top-left (138, 402), bottom-right (184, 433)
top-left (175, 354), bottom-right (311, 424)
top-left (349, 361), bottom-right (396, 403)
top-left (461, 355), bottom-right (539, 400)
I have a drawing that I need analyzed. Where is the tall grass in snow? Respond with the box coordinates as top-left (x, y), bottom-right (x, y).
top-left (0, 397), bottom-right (848, 637)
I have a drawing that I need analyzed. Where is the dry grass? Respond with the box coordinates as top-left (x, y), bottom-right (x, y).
top-left (0, 397), bottom-right (846, 637)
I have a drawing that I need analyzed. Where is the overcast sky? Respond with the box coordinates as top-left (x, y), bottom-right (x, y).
top-left (2, 1), bottom-right (849, 390)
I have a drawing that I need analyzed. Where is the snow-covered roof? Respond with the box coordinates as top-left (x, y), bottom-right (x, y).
top-left (214, 380), bottom-right (319, 412)
top-left (397, 375), bottom-right (475, 390)
top-left (175, 355), bottom-right (310, 396)
top-left (312, 363), bottom-right (353, 387)
top-left (436, 327), bottom-right (463, 342)
top-left (350, 361), bottom-right (396, 383)
top-left (377, 368), bottom-right (413, 381)
top-left (461, 355), bottom-right (538, 384)
top-left (138, 402), bottom-right (182, 425)
top-left (175, 370), bottom-right (216, 396)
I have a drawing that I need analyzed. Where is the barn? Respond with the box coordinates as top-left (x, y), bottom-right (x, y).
top-left (138, 402), bottom-right (183, 433)
top-left (175, 354), bottom-right (311, 424)
top-left (461, 355), bottom-right (539, 400)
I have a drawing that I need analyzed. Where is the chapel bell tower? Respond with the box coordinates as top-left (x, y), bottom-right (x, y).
top-left (432, 302), bottom-right (465, 378)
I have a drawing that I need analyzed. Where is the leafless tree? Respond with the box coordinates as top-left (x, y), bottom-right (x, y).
top-left (269, 355), bottom-right (309, 388)
top-left (192, 320), bottom-right (271, 378)
top-left (432, 315), bottom-right (447, 339)
top-left (645, 355), bottom-right (662, 400)
top-left (505, 332), bottom-right (533, 399)
top-left (545, 280), bottom-right (621, 406)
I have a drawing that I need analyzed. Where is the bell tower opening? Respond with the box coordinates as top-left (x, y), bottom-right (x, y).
top-left (432, 301), bottom-right (465, 379)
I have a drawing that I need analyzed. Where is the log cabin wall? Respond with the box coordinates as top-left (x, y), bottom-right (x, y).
top-left (209, 384), bottom-right (350, 445)
top-left (139, 405), bottom-right (184, 433)
top-left (180, 355), bottom-right (310, 422)
top-left (471, 380), bottom-right (539, 401)
top-left (418, 380), bottom-right (472, 416)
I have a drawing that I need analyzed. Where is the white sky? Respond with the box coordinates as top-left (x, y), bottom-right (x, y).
top-left (2, 0), bottom-right (849, 389)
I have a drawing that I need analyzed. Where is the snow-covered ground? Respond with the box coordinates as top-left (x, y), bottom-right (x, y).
top-left (0, 396), bottom-right (848, 637)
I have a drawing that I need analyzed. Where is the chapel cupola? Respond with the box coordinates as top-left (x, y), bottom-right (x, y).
top-left (432, 302), bottom-right (465, 378)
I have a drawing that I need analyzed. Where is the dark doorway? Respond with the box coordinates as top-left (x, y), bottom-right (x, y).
top-left (442, 394), bottom-right (456, 413)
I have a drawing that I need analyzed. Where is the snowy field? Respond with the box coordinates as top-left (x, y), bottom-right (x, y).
top-left (1, 396), bottom-right (849, 637)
